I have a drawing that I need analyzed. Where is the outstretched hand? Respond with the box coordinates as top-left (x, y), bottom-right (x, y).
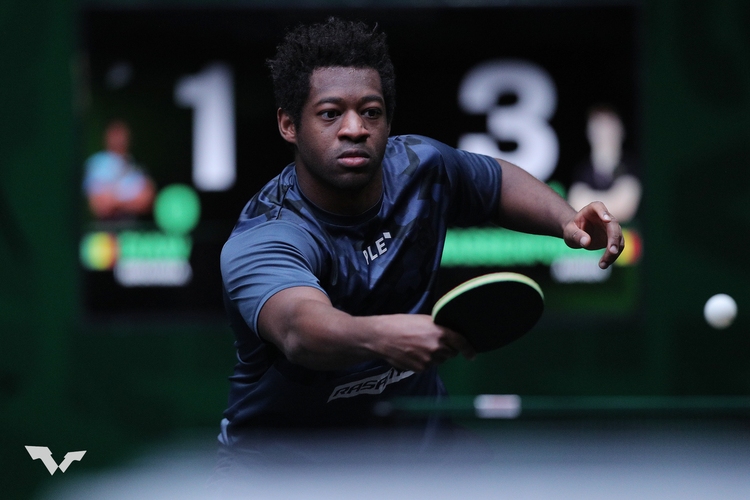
top-left (563, 201), bottom-right (624, 269)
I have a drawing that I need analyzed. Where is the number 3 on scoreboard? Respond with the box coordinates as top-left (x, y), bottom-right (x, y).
top-left (458, 60), bottom-right (558, 182)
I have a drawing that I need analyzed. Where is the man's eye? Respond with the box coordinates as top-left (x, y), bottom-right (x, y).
top-left (363, 108), bottom-right (383, 118)
top-left (320, 110), bottom-right (339, 119)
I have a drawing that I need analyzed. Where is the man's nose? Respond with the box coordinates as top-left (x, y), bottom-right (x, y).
top-left (338, 111), bottom-right (369, 140)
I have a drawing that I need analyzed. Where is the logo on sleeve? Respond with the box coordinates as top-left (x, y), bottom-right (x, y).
top-left (328, 367), bottom-right (414, 402)
top-left (362, 232), bottom-right (392, 265)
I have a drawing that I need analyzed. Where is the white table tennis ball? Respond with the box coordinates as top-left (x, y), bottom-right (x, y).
top-left (703, 294), bottom-right (737, 329)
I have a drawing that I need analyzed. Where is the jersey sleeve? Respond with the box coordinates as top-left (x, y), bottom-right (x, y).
top-left (418, 136), bottom-right (502, 227)
top-left (220, 221), bottom-right (327, 335)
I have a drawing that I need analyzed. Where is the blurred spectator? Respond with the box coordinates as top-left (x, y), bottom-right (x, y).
top-left (83, 120), bottom-right (155, 219)
top-left (568, 105), bottom-right (641, 223)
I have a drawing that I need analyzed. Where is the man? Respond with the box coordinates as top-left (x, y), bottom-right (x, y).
top-left (83, 120), bottom-right (156, 220)
top-left (568, 104), bottom-right (642, 223)
top-left (218, 18), bottom-right (623, 447)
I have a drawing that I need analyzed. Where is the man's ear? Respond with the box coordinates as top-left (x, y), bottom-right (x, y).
top-left (277, 108), bottom-right (296, 144)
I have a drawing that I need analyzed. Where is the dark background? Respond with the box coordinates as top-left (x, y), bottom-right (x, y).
top-left (2, 1), bottom-right (749, 498)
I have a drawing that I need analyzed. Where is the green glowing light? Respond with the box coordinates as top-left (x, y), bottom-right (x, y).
top-left (441, 228), bottom-right (581, 267)
top-left (154, 184), bottom-right (201, 234)
top-left (118, 231), bottom-right (192, 260)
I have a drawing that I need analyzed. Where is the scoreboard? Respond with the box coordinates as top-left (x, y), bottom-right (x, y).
top-left (78, 5), bottom-right (642, 328)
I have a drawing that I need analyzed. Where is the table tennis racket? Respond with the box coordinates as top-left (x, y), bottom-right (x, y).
top-left (432, 272), bottom-right (544, 353)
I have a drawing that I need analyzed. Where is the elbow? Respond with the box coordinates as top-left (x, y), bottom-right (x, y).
top-left (257, 292), bottom-right (357, 370)
top-left (278, 333), bottom-right (306, 365)
top-left (278, 334), bottom-right (330, 370)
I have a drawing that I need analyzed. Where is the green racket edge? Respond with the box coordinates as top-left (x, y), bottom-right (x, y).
top-left (431, 272), bottom-right (545, 318)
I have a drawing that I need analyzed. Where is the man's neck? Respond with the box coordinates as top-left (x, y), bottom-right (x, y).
top-left (295, 166), bottom-right (383, 216)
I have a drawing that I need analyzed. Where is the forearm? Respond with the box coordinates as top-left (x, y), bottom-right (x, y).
top-left (496, 161), bottom-right (625, 268)
top-left (257, 286), bottom-right (473, 372)
top-left (258, 289), bottom-right (380, 370)
top-left (496, 159), bottom-right (576, 237)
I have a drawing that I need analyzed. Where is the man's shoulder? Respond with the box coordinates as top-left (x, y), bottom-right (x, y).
top-left (221, 219), bottom-right (322, 273)
top-left (227, 211), bottom-right (316, 251)
top-left (253, 163), bottom-right (299, 206)
top-left (231, 165), bottom-right (308, 225)
top-left (383, 135), bottom-right (452, 173)
top-left (386, 134), bottom-right (444, 153)
top-left (385, 134), bottom-right (468, 164)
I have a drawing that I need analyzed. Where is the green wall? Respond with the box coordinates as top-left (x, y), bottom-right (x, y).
top-left (2, 1), bottom-right (749, 498)
top-left (1, 4), bottom-right (234, 497)
top-left (643, 1), bottom-right (750, 396)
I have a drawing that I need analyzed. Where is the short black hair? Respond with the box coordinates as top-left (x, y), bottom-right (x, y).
top-left (267, 17), bottom-right (396, 128)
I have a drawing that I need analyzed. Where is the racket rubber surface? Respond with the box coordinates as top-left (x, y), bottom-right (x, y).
top-left (432, 272), bottom-right (544, 352)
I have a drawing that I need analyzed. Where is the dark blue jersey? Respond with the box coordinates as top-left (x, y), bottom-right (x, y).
top-left (219, 135), bottom-right (501, 443)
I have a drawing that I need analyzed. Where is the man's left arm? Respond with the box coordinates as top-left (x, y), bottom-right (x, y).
top-left (496, 158), bottom-right (624, 269)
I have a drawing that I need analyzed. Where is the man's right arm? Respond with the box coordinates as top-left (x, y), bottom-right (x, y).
top-left (257, 286), bottom-right (475, 372)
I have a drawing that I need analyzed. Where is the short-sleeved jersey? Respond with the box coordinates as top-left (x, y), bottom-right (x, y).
top-left (219, 135), bottom-right (501, 443)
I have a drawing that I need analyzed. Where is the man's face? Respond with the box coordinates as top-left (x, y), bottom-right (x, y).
top-left (279, 66), bottom-right (390, 213)
top-left (105, 122), bottom-right (130, 156)
top-left (587, 111), bottom-right (624, 151)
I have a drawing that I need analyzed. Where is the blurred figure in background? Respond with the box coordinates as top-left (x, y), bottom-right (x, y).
top-left (83, 120), bottom-right (156, 220)
top-left (568, 105), bottom-right (641, 223)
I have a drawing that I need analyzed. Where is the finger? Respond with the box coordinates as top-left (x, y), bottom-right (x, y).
top-left (462, 346), bottom-right (477, 361)
top-left (565, 218), bottom-right (593, 249)
top-left (432, 349), bottom-right (457, 366)
top-left (454, 337), bottom-right (476, 361)
top-left (443, 328), bottom-right (477, 361)
top-left (605, 215), bottom-right (624, 256)
top-left (570, 204), bottom-right (608, 248)
top-left (437, 344), bottom-right (459, 362)
top-left (599, 228), bottom-right (625, 269)
top-left (581, 203), bottom-right (621, 246)
top-left (571, 228), bottom-right (592, 249)
top-left (587, 201), bottom-right (614, 223)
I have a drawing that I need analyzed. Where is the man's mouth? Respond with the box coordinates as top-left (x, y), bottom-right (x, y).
top-left (338, 150), bottom-right (370, 168)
